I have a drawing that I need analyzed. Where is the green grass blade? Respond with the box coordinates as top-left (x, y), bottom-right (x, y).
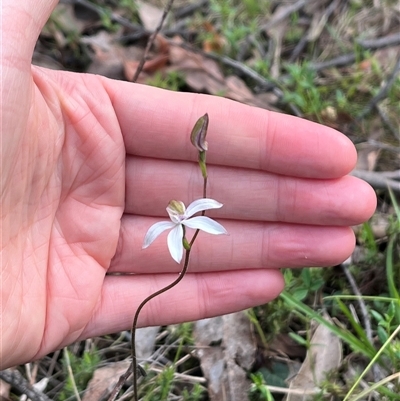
top-left (335, 298), bottom-right (372, 347)
top-left (280, 291), bottom-right (376, 358)
top-left (343, 324), bottom-right (400, 401)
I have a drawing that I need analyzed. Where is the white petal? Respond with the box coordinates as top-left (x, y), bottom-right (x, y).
top-left (167, 225), bottom-right (184, 263)
top-left (182, 216), bottom-right (227, 235)
top-left (185, 198), bottom-right (223, 218)
top-left (142, 221), bottom-right (175, 248)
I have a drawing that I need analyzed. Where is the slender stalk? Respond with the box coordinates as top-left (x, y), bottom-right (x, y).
top-left (131, 171), bottom-right (208, 400)
top-left (131, 245), bottom-right (194, 400)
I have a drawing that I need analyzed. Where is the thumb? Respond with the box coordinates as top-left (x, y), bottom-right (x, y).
top-left (1, 0), bottom-right (57, 172)
top-left (3, 0), bottom-right (57, 63)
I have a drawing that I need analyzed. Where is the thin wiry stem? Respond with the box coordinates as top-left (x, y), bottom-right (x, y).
top-left (131, 246), bottom-right (194, 400)
top-left (131, 171), bottom-right (208, 400)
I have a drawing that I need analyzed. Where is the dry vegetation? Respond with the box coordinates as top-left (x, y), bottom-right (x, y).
top-left (2, 0), bottom-right (400, 400)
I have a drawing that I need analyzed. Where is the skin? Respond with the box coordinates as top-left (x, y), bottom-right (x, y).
top-left (1, 0), bottom-right (376, 368)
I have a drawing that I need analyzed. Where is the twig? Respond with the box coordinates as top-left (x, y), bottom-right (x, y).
top-left (367, 139), bottom-right (400, 153)
top-left (341, 266), bottom-right (373, 343)
top-left (311, 53), bottom-right (357, 72)
top-left (350, 170), bottom-right (400, 193)
top-left (341, 265), bottom-right (386, 383)
top-left (65, 0), bottom-right (142, 31)
top-left (174, 43), bottom-right (303, 116)
top-left (357, 56), bottom-right (400, 121)
top-left (380, 169), bottom-right (400, 179)
top-left (173, 0), bottom-right (208, 19)
top-left (173, 41), bottom-right (274, 90)
top-left (289, 0), bottom-right (339, 62)
top-left (131, 0), bottom-right (175, 83)
top-left (0, 370), bottom-right (52, 401)
top-left (261, 0), bottom-right (310, 32)
top-left (106, 362), bottom-right (134, 401)
top-left (376, 105), bottom-right (400, 140)
top-left (357, 32), bottom-right (400, 50)
top-left (311, 35), bottom-right (400, 72)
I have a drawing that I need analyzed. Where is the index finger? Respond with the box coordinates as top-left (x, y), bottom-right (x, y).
top-left (105, 80), bottom-right (356, 178)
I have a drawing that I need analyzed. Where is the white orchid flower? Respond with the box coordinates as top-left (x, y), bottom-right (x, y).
top-left (143, 198), bottom-right (227, 263)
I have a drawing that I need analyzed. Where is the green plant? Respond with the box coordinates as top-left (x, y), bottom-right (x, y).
top-left (284, 268), bottom-right (325, 302)
top-left (145, 71), bottom-right (185, 91)
top-left (280, 62), bottom-right (328, 119)
top-left (280, 291), bottom-right (376, 358)
top-left (249, 372), bottom-right (276, 401)
top-left (59, 347), bottom-right (101, 400)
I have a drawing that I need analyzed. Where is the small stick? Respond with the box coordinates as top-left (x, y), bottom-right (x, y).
top-left (341, 265), bottom-right (387, 382)
top-left (357, 57), bottom-right (400, 121)
top-left (0, 370), bottom-right (52, 401)
top-left (131, 0), bottom-right (175, 83)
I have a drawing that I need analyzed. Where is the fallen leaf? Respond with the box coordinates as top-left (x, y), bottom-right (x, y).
top-left (169, 37), bottom-right (269, 107)
top-left (0, 379), bottom-right (10, 401)
top-left (136, 0), bottom-right (165, 31)
top-left (194, 311), bottom-right (256, 401)
top-left (82, 360), bottom-right (131, 401)
top-left (123, 34), bottom-right (170, 81)
top-left (82, 30), bottom-right (126, 79)
top-left (286, 315), bottom-right (342, 401)
top-left (135, 326), bottom-right (160, 360)
top-left (202, 21), bottom-right (226, 53)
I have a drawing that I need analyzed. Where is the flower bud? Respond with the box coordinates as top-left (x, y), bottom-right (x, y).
top-left (190, 113), bottom-right (209, 152)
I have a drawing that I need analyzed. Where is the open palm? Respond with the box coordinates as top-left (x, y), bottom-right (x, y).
top-left (1, 0), bottom-right (376, 368)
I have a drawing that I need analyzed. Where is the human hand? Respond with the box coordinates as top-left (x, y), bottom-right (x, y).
top-left (1, 0), bottom-right (376, 368)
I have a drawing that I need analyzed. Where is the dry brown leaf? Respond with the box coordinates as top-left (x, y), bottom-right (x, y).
top-left (124, 54), bottom-right (169, 80)
top-left (0, 379), bottom-right (10, 401)
top-left (123, 34), bottom-right (170, 81)
top-left (194, 311), bottom-right (256, 401)
top-left (264, 4), bottom-right (287, 79)
top-left (136, 0), bottom-right (165, 31)
top-left (286, 315), bottom-right (342, 401)
top-left (268, 334), bottom-right (307, 359)
top-left (82, 360), bottom-right (131, 401)
top-left (202, 21), bottom-right (226, 53)
top-left (82, 328), bottom-right (158, 401)
top-left (355, 142), bottom-right (381, 172)
top-left (82, 30), bottom-right (126, 79)
top-left (169, 37), bottom-right (266, 107)
top-left (135, 326), bottom-right (160, 360)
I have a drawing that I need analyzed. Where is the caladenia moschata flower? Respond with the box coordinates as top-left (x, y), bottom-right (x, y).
top-left (128, 114), bottom-right (225, 401)
top-left (143, 198), bottom-right (228, 263)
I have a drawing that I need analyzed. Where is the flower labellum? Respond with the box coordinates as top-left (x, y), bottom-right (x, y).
top-left (190, 113), bottom-right (209, 152)
top-left (143, 198), bottom-right (227, 263)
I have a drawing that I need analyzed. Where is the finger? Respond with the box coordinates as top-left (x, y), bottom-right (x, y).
top-left (104, 81), bottom-right (356, 178)
top-left (79, 269), bottom-right (284, 339)
top-left (125, 156), bottom-right (376, 226)
top-left (110, 216), bottom-right (355, 274)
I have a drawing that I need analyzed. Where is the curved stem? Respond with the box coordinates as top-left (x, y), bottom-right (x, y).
top-left (131, 152), bottom-right (208, 401)
top-left (132, 172), bottom-right (208, 400)
top-left (131, 246), bottom-right (194, 400)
